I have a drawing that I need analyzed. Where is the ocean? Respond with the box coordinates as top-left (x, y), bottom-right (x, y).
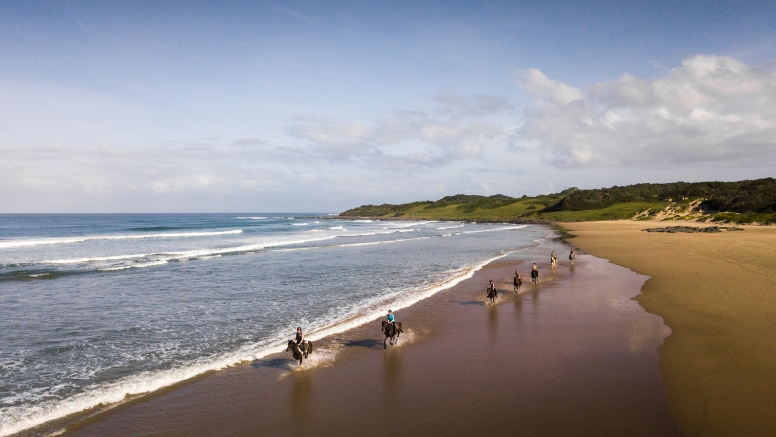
top-left (0, 214), bottom-right (548, 436)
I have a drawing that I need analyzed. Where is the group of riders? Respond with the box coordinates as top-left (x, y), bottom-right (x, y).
top-left (291, 309), bottom-right (400, 357)
top-left (291, 249), bottom-right (578, 361)
top-left (491, 249), bottom-right (577, 298)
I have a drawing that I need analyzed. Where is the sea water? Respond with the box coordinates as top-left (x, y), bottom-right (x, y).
top-left (0, 214), bottom-right (548, 436)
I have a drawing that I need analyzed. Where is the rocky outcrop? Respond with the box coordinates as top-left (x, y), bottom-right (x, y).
top-left (642, 226), bottom-right (744, 233)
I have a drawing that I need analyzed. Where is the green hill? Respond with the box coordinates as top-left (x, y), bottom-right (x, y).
top-left (339, 178), bottom-right (776, 224)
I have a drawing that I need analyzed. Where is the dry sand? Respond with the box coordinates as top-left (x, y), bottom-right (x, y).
top-left (57, 237), bottom-right (682, 437)
top-left (561, 221), bottom-right (776, 437)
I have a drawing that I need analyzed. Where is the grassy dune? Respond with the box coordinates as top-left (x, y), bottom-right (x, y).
top-left (340, 197), bottom-right (677, 222)
top-left (376, 199), bottom-right (671, 222)
top-left (340, 179), bottom-right (776, 224)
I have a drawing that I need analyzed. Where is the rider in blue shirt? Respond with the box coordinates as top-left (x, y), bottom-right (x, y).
top-left (387, 310), bottom-right (395, 326)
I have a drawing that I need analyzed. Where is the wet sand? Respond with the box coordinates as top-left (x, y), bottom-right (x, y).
top-left (60, 238), bottom-right (683, 437)
top-left (561, 221), bottom-right (776, 437)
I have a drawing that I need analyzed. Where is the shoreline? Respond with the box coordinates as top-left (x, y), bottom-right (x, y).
top-left (5, 228), bottom-right (538, 437)
top-left (327, 215), bottom-right (554, 224)
top-left (53, 233), bottom-right (682, 437)
top-left (560, 221), bottom-right (776, 436)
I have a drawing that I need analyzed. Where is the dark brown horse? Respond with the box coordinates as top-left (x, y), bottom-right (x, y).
top-left (285, 340), bottom-right (314, 366)
top-left (487, 286), bottom-right (498, 304)
top-left (381, 321), bottom-right (403, 349)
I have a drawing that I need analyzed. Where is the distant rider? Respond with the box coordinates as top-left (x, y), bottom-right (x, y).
top-left (514, 271), bottom-right (521, 291)
top-left (531, 263), bottom-right (539, 284)
top-left (488, 280), bottom-right (497, 298)
top-left (569, 250), bottom-right (575, 262)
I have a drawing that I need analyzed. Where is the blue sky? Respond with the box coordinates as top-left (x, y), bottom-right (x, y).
top-left (1, 1), bottom-right (775, 212)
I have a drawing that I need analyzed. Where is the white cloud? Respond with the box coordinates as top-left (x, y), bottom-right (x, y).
top-left (0, 91), bottom-right (515, 212)
top-left (431, 93), bottom-right (512, 118)
top-left (513, 55), bottom-right (776, 167)
top-left (286, 111), bottom-right (503, 169)
top-left (230, 137), bottom-right (268, 146)
top-left (515, 68), bottom-right (585, 105)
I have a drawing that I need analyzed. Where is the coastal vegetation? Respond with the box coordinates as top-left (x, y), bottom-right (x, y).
top-left (339, 178), bottom-right (776, 224)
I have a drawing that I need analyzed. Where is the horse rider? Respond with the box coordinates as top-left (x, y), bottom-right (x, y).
top-left (295, 326), bottom-right (306, 348)
top-left (569, 249), bottom-right (575, 262)
top-left (387, 309), bottom-right (396, 328)
top-left (531, 263), bottom-right (539, 283)
top-left (514, 271), bottom-right (521, 291)
top-left (551, 251), bottom-right (557, 264)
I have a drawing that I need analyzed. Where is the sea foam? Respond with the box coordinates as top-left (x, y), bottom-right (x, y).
top-left (0, 230), bottom-right (243, 249)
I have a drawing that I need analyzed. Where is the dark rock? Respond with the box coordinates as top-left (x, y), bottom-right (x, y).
top-left (642, 226), bottom-right (744, 233)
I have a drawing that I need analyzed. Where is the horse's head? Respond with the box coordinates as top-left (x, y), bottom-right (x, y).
top-left (285, 340), bottom-right (295, 352)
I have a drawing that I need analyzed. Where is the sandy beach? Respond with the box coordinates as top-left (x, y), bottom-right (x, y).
top-left (561, 221), bottom-right (776, 437)
top-left (52, 237), bottom-right (682, 437)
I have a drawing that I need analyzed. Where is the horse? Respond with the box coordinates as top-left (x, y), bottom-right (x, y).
top-left (551, 253), bottom-right (557, 268)
top-left (513, 276), bottom-right (522, 293)
top-left (487, 286), bottom-right (498, 304)
top-left (381, 321), bottom-right (403, 349)
top-left (285, 340), bottom-right (314, 367)
top-left (531, 268), bottom-right (539, 284)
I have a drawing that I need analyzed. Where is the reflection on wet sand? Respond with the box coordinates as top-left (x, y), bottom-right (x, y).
top-left (513, 294), bottom-right (524, 316)
top-left (487, 304), bottom-right (498, 343)
top-left (289, 371), bottom-right (313, 433)
top-left (383, 348), bottom-right (403, 391)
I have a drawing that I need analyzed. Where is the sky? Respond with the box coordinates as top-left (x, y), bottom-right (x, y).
top-left (1, 0), bottom-right (775, 213)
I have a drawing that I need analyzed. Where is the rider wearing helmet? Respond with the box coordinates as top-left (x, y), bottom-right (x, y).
top-left (387, 309), bottom-right (396, 327)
